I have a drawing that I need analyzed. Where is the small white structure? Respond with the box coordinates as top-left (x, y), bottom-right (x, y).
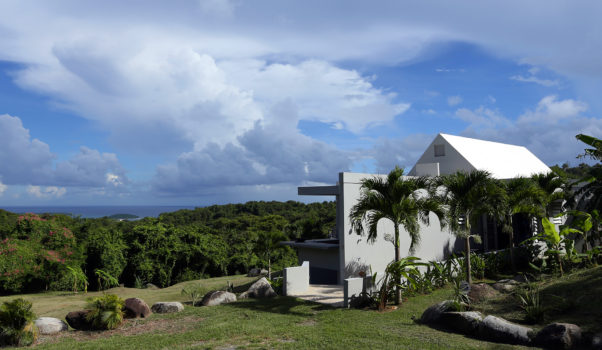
top-left (282, 133), bottom-right (553, 300)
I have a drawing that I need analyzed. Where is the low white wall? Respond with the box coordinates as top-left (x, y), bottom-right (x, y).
top-left (343, 275), bottom-right (374, 308)
top-left (283, 261), bottom-right (309, 296)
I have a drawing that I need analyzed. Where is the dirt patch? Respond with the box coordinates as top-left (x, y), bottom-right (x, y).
top-left (298, 319), bottom-right (316, 326)
top-left (36, 316), bottom-right (204, 345)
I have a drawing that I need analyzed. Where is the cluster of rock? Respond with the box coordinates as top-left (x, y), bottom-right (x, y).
top-left (247, 268), bottom-right (268, 277)
top-left (35, 277), bottom-right (277, 337)
top-left (420, 300), bottom-right (586, 349)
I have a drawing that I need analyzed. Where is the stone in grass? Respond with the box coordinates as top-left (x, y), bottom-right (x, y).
top-left (468, 283), bottom-right (499, 303)
top-left (247, 268), bottom-right (268, 277)
top-left (439, 311), bottom-right (483, 335)
top-left (492, 279), bottom-right (521, 292)
top-left (533, 323), bottom-right (582, 349)
top-left (65, 310), bottom-right (93, 331)
top-left (478, 315), bottom-right (533, 345)
top-left (151, 302), bottom-right (184, 314)
top-left (239, 277), bottom-right (277, 299)
top-left (124, 298), bottom-right (151, 318)
top-left (201, 291), bottom-right (237, 306)
top-left (35, 317), bottom-right (68, 335)
top-left (420, 300), bottom-right (459, 324)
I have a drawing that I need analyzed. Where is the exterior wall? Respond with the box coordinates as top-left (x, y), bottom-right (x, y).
top-left (297, 247), bottom-right (339, 284)
top-left (283, 261), bottom-right (309, 296)
top-left (408, 134), bottom-right (474, 176)
top-left (338, 172), bottom-right (461, 284)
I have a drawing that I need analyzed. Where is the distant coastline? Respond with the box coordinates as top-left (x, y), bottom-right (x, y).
top-left (0, 205), bottom-right (197, 219)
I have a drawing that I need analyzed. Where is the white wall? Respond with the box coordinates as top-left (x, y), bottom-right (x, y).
top-left (283, 261), bottom-right (309, 296)
top-left (408, 134), bottom-right (474, 176)
top-left (338, 172), bottom-right (461, 284)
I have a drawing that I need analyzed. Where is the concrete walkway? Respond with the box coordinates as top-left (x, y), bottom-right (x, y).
top-left (288, 284), bottom-right (344, 307)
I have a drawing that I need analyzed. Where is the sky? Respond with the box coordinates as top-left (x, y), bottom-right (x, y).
top-left (0, 0), bottom-right (601, 206)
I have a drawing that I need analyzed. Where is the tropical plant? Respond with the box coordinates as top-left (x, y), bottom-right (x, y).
top-left (568, 209), bottom-right (601, 251)
top-left (528, 217), bottom-right (583, 276)
top-left (450, 277), bottom-right (470, 308)
top-left (65, 266), bottom-right (88, 293)
top-left (0, 298), bottom-right (37, 347)
top-left (531, 170), bottom-right (571, 219)
top-left (500, 177), bottom-right (545, 270)
top-left (350, 166), bottom-right (446, 305)
top-left (436, 170), bottom-right (505, 284)
top-left (515, 282), bottom-right (544, 323)
top-left (85, 294), bottom-right (125, 330)
top-left (181, 283), bottom-right (206, 306)
top-left (470, 253), bottom-right (486, 280)
top-left (95, 269), bottom-right (119, 291)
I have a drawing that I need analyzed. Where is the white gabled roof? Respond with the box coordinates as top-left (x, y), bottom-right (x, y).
top-left (440, 133), bottom-right (551, 179)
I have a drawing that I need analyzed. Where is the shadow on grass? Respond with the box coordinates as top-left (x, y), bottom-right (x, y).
top-left (225, 296), bottom-right (333, 317)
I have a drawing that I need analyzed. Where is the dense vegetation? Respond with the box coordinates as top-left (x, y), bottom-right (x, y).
top-left (0, 201), bottom-right (336, 295)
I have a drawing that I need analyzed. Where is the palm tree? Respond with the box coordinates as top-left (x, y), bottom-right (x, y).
top-left (531, 170), bottom-right (570, 219)
top-left (500, 177), bottom-right (544, 271)
top-left (575, 134), bottom-right (602, 212)
top-left (437, 170), bottom-right (504, 284)
top-left (349, 166), bottom-right (446, 305)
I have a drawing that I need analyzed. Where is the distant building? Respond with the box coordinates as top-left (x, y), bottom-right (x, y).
top-left (282, 133), bottom-right (552, 286)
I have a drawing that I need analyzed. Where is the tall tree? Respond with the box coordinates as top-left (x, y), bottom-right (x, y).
top-left (349, 166), bottom-right (446, 305)
top-left (500, 177), bottom-right (544, 271)
top-left (437, 170), bottom-right (504, 284)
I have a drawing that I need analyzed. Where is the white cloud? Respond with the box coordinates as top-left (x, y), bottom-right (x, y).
top-left (518, 95), bottom-right (588, 124)
top-left (455, 106), bottom-right (511, 130)
top-left (0, 181), bottom-right (7, 196)
top-left (27, 186), bottom-right (66, 198)
top-left (447, 95), bottom-right (463, 106)
top-left (510, 75), bottom-right (559, 87)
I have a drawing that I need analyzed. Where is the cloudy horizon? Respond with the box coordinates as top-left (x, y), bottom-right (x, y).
top-left (0, 1), bottom-right (601, 206)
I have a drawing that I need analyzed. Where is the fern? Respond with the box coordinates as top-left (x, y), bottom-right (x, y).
top-left (0, 298), bottom-right (38, 346)
top-left (86, 294), bottom-right (125, 330)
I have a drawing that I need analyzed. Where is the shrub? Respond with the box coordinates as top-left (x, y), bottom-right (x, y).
top-left (95, 269), bottom-right (119, 291)
top-left (470, 253), bottom-right (486, 280)
top-left (0, 298), bottom-right (38, 347)
top-left (86, 294), bottom-right (125, 330)
top-left (268, 278), bottom-right (283, 295)
top-left (181, 284), bottom-right (207, 306)
top-left (515, 283), bottom-right (544, 323)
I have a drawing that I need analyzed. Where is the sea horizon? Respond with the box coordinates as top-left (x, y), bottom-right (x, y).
top-left (0, 205), bottom-right (198, 219)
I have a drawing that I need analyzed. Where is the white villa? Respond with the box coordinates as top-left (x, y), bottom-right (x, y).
top-left (282, 134), bottom-right (553, 297)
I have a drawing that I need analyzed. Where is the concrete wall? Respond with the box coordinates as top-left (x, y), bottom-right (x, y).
top-left (408, 133), bottom-right (474, 176)
top-left (297, 247), bottom-right (339, 284)
top-left (343, 275), bottom-right (374, 308)
top-left (283, 261), bottom-right (309, 296)
top-left (338, 172), bottom-right (462, 284)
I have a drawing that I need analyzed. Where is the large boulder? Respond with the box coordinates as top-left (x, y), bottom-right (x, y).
top-left (492, 279), bottom-right (521, 292)
top-left (201, 290), bottom-right (237, 306)
top-left (34, 317), bottom-right (68, 335)
top-left (439, 311), bottom-right (483, 335)
top-left (533, 323), bottom-right (582, 349)
top-left (239, 277), bottom-right (277, 298)
top-left (124, 298), bottom-right (151, 318)
top-left (592, 332), bottom-right (602, 349)
top-left (151, 302), bottom-right (184, 314)
top-left (420, 300), bottom-right (459, 324)
top-left (65, 310), bottom-right (92, 330)
top-left (479, 315), bottom-right (533, 345)
top-left (468, 283), bottom-right (499, 303)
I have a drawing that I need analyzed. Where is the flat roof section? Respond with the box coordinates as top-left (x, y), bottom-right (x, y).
top-left (298, 185), bottom-right (339, 196)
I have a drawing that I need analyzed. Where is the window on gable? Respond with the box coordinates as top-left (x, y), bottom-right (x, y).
top-left (434, 144), bottom-right (445, 157)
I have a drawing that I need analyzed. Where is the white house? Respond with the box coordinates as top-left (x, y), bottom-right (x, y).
top-left (282, 133), bottom-right (552, 287)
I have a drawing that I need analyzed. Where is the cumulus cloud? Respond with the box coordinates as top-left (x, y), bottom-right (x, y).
top-left (371, 134), bottom-right (434, 173)
top-left (458, 96), bottom-right (601, 165)
top-left (27, 186), bottom-right (66, 198)
top-left (0, 181), bottom-right (7, 196)
top-left (0, 114), bottom-right (129, 189)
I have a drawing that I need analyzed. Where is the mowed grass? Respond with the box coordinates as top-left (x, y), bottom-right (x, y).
top-left (1, 275), bottom-right (531, 350)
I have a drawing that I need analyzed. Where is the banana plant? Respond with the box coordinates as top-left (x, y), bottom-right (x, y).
top-left (529, 217), bottom-right (583, 275)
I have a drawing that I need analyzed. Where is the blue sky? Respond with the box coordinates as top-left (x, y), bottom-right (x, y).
top-left (0, 1), bottom-right (601, 206)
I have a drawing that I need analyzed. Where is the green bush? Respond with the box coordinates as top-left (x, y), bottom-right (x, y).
top-left (515, 283), bottom-right (544, 323)
top-left (181, 284), bottom-right (207, 306)
top-left (0, 298), bottom-right (38, 347)
top-left (86, 294), bottom-right (125, 330)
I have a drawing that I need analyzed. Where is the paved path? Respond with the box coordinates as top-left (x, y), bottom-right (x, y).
top-left (289, 284), bottom-right (344, 307)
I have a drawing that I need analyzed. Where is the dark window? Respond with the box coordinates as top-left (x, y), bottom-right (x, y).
top-left (434, 144), bottom-right (445, 157)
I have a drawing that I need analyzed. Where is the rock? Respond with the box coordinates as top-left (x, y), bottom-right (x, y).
top-left (592, 332), bottom-right (602, 349)
top-left (34, 317), bottom-right (68, 335)
top-left (534, 323), bottom-right (582, 349)
top-left (145, 283), bottom-right (159, 290)
top-left (479, 315), bottom-right (533, 345)
top-left (65, 310), bottom-right (92, 330)
top-left (238, 291), bottom-right (249, 299)
top-left (492, 279), bottom-right (521, 292)
top-left (247, 268), bottom-right (268, 277)
top-left (420, 300), bottom-right (459, 324)
top-left (242, 277), bottom-right (277, 298)
top-left (439, 311), bottom-right (483, 335)
top-left (124, 298), bottom-right (151, 318)
top-left (151, 302), bottom-right (184, 314)
top-left (201, 290), bottom-right (237, 306)
top-left (468, 283), bottom-right (499, 303)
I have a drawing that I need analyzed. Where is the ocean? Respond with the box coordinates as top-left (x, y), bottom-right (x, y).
top-left (0, 206), bottom-right (197, 219)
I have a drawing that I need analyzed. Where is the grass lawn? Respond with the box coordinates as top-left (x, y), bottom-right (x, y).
top-left (2, 268), bottom-right (601, 349)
